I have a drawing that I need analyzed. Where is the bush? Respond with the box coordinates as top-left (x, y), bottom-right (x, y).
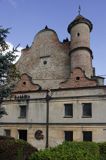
top-left (98, 142), bottom-right (106, 160)
top-left (29, 141), bottom-right (99, 160)
top-left (0, 136), bottom-right (37, 160)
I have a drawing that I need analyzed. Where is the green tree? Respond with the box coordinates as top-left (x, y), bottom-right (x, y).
top-left (0, 26), bottom-right (19, 118)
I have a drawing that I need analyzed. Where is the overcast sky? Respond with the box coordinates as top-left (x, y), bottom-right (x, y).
top-left (0, 0), bottom-right (106, 80)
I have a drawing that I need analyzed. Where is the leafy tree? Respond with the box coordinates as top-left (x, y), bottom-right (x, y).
top-left (0, 26), bottom-right (19, 117)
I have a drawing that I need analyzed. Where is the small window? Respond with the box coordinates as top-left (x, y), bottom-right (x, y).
top-left (4, 129), bottom-right (11, 137)
top-left (64, 131), bottom-right (73, 141)
top-left (23, 81), bottom-right (26, 85)
top-left (19, 105), bottom-right (27, 118)
top-left (83, 131), bottom-right (92, 141)
top-left (77, 32), bottom-right (80, 37)
top-left (64, 104), bottom-right (73, 117)
top-left (43, 60), bottom-right (47, 65)
top-left (82, 103), bottom-right (92, 117)
top-left (18, 130), bottom-right (27, 141)
top-left (76, 76), bottom-right (80, 81)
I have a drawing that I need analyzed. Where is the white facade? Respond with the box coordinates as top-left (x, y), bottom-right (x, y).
top-left (0, 14), bottom-right (106, 149)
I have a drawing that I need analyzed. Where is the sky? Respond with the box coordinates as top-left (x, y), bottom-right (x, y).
top-left (0, 0), bottom-right (106, 80)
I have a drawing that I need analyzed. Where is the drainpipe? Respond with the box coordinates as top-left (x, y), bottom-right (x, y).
top-left (45, 90), bottom-right (51, 148)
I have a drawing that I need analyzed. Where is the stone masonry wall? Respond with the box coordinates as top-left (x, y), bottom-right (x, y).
top-left (16, 29), bottom-right (70, 89)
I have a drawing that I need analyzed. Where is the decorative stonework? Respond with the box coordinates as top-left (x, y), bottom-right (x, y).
top-left (13, 74), bottom-right (41, 93)
top-left (60, 68), bottom-right (97, 88)
top-left (35, 130), bottom-right (44, 140)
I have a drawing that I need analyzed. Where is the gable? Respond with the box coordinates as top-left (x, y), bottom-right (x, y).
top-left (60, 68), bottom-right (97, 88)
top-left (16, 28), bottom-right (70, 89)
top-left (13, 74), bottom-right (41, 93)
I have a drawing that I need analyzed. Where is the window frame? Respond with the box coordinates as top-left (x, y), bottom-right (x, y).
top-left (19, 105), bottom-right (27, 118)
top-left (82, 103), bottom-right (92, 118)
top-left (64, 103), bottom-right (73, 118)
top-left (64, 131), bottom-right (73, 141)
top-left (4, 129), bottom-right (11, 137)
top-left (18, 129), bottom-right (27, 141)
top-left (83, 131), bottom-right (92, 141)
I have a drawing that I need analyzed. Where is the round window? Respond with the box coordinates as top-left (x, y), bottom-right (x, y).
top-left (76, 77), bottom-right (80, 81)
top-left (43, 60), bottom-right (47, 65)
top-left (77, 32), bottom-right (80, 37)
top-left (23, 82), bottom-right (26, 85)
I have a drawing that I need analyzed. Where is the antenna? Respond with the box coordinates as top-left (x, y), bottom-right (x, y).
top-left (78, 5), bottom-right (81, 15)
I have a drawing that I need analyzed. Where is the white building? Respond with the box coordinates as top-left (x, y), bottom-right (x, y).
top-left (0, 13), bottom-right (106, 150)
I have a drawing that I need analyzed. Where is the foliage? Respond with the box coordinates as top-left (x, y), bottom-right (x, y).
top-left (98, 142), bottom-right (106, 160)
top-left (0, 105), bottom-right (8, 118)
top-left (0, 136), bottom-right (37, 160)
top-left (30, 141), bottom-right (100, 160)
top-left (0, 27), bottom-right (19, 96)
top-left (0, 26), bottom-right (20, 117)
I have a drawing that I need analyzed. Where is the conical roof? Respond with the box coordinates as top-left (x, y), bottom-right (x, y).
top-left (67, 14), bottom-right (93, 33)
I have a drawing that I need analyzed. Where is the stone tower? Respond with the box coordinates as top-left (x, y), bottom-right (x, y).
top-left (68, 14), bottom-right (93, 78)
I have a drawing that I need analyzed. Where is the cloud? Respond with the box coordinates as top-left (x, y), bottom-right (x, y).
top-left (6, 42), bottom-right (23, 63)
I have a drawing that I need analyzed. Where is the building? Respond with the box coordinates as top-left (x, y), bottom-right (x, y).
top-left (0, 12), bottom-right (106, 150)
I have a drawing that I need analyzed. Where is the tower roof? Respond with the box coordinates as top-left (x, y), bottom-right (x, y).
top-left (67, 14), bottom-right (93, 33)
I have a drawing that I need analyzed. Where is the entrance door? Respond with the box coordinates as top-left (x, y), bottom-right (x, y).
top-left (18, 130), bottom-right (27, 141)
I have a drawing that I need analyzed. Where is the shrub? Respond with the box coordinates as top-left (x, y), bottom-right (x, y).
top-left (30, 141), bottom-right (99, 160)
top-left (98, 142), bottom-right (106, 160)
top-left (0, 136), bottom-right (37, 160)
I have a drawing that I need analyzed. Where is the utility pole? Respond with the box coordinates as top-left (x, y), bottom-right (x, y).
top-left (45, 89), bottom-right (51, 148)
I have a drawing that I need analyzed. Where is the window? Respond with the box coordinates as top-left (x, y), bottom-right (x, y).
top-left (82, 103), bottom-right (92, 117)
top-left (64, 104), bottom-right (73, 117)
top-left (83, 131), bottom-right (92, 141)
top-left (76, 76), bottom-right (80, 81)
top-left (4, 129), bottom-right (11, 137)
top-left (40, 55), bottom-right (50, 65)
top-left (19, 105), bottom-right (27, 118)
top-left (18, 130), bottom-right (27, 141)
top-left (77, 32), bottom-right (80, 37)
top-left (64, 131), bottom-right (73, 141)
top-left (43, 60), bottom-right (47, 65)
